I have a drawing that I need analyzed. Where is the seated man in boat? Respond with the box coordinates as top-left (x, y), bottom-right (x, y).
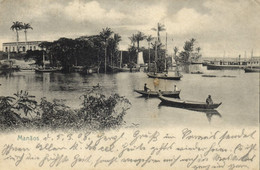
top-left (144, 83), bottom-right (150, 92)
top-left (175, 70), bottom-right (180, 76)
top-left (206, 95), bottom-right (213, 105)
top-left (173, 85), bottom-right (179, 92)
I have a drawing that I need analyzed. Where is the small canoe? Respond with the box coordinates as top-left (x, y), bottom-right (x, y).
top-left (191, 71), bottom-right (203, 74)
top-left (158, 95), bottom-right (222, 110)
top-left (147, 73), bottom-right (182, 80)
top-left (134, 89), bottom-right (180, 98)
top-left (202, 75), bottom-right (217, 77)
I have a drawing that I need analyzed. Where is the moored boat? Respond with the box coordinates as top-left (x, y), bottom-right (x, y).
top-left (191, 71), bottom-right (203, 74)
top-left (158, 95), bottom-right (222, 110)
top-left (134, 89), bottom-right (180, 98)
top-left (147, 73), bottom-right (182, 80)
top-left (244, 67), bottom-right (260, 73)
top-left (35, 67), bottom-right (61, 73)
top-left (207, 63), bottom-right (245, 70)
top-left (108, 65), bottom-right (140, 72)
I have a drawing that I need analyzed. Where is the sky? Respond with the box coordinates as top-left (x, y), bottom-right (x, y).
top-left (0, 0), bottom-right (259, 58)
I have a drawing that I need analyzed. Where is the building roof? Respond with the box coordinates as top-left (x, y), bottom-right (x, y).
top-left (3, 41), bottom-right (43, 45)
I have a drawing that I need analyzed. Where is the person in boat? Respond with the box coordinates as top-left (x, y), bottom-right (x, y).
top-left (206, 95), bottom-right (213, 105)
top-left (153, 78), bottom-right (159, 90)
top-left (144, 83), bottom-right (150, 92)
top-left (177, 70), bottom-right (180, 76)
top-left (173, 85), bottom-right (179, 92)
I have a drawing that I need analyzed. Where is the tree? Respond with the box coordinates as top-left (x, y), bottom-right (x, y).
top-left (146, 35), bottom-right (154, 71)
top-left (178, 38), bottom-right (198, 63)
top-left (10, 21), bottom-right (23, 53)
top-left (152, 23), bottom-right (166, 43)
top-left (22, 23), bottom-right (33, 52)
top-left (174, 47), bottom-right (179, 56)
top-left (173, 46), bottom-right (179, 63)
top-left (39, 41), bottom-right (56, 66)
top-left (100, 27), bottom-right (113, 73)
top-left (135, 31), bottom-right (146, 53)
top-left (108, 33), bottom-right (121, 66)
top-left (196, 47), bottom-right (201, 54)
top-left (129, 34), bottom-right (137, 47)
top-left (151, 23), bottom-right (166, 61)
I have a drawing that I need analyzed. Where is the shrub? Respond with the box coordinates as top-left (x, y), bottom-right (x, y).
top-left (0, 87), bottom-right (131, 131)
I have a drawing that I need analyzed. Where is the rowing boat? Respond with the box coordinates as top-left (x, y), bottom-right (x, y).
top-left (158, 95), bottom-right (222, 110)
top-left (147, 73), bottom-right (182, 80)
top-left (134, 89), bottom-right (180, 98)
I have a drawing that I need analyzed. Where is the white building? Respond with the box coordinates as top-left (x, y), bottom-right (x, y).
top-left (2, 41), bottom-right (43, 53)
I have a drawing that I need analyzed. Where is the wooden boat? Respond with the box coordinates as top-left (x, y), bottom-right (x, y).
top-left (134, 89), bottom-right (180, 98)
top-left (35, 67), bottom-right (61, 73)
top-left (147, 73), bottom-right (182, 80)
top-left (108, 65), bottom-right (140, 72)
top-left (35, 51), bottom-right (62, 73)
top-left (202, 62), bottom-right (209, 66)
top-left (244, 67), bottom-right (260, 73)
top-left (191, 71), bottom-right (203, 74)
top-left (207, 63), bottom-right (245, 70)
top-left (20, 68), bottom-right (34, 72)
top-left (158, 95), bottom-right (222, 110)
top-left (202, 74), bottom-right (217, 77)
top-left (191, 62), bottom-right (202, 64)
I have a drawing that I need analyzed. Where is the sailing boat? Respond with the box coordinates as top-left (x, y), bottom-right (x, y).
top-left (35, 51), bottom-right (61, 72)
top-left (244, 50), bottom-right (260, 73)
top-left (147, 32), bottom-right (182, 80)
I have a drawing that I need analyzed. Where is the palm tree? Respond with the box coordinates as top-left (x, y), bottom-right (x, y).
top-left (100, 27), bottom-right (113, 73)
top-left (146, 35), bottom-right (154, 71)
top-left (135, 31), bottom-right (146, 53)
top-left (112, 33), bottom-right (121, 66)
top-left (152, 23), bottom-right (166, 61)
top-left (10, 21), bottom-right (23, 53)
top-left (22, 23), bottom-right (33, 52)
top-left (152, 23), bottom-right (166, 43)
top-left (129, 34), bottom-right (137, 47)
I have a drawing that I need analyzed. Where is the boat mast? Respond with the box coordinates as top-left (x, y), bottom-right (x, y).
top-left (43, 51), bottom-right (45, 69)
top-left (120, 51), bottom-right (122, 68)
top-left (223, 51), bottom-right (225, 65)
top-left (251, 49), bottom-right (253, 69)
top-left (165, 32), bottom-right (167, 71)
top-left (238, 54), bottom-right (241, 67)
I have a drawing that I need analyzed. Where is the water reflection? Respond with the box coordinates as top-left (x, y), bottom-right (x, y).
top-left (178, 64), bottom-right (201, 73)
top-left (158, 102), bottom-right (222, 122)
top-left (0, 70), bottom-right (15, 78)
top-left (0, 67), bottom-right (258, 128)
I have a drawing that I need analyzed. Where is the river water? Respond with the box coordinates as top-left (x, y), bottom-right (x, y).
top-left (0, 65), bottom-right (259, 129)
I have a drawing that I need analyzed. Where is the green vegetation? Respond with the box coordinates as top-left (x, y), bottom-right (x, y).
top-left (7, 21), bottom-right (202, 72)
top-left (0, 88), bottom-right (131, 131)
top-left (174, 38), bottom-right (202, 63)
top-left (24, 28), bottom-right (122, 73)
